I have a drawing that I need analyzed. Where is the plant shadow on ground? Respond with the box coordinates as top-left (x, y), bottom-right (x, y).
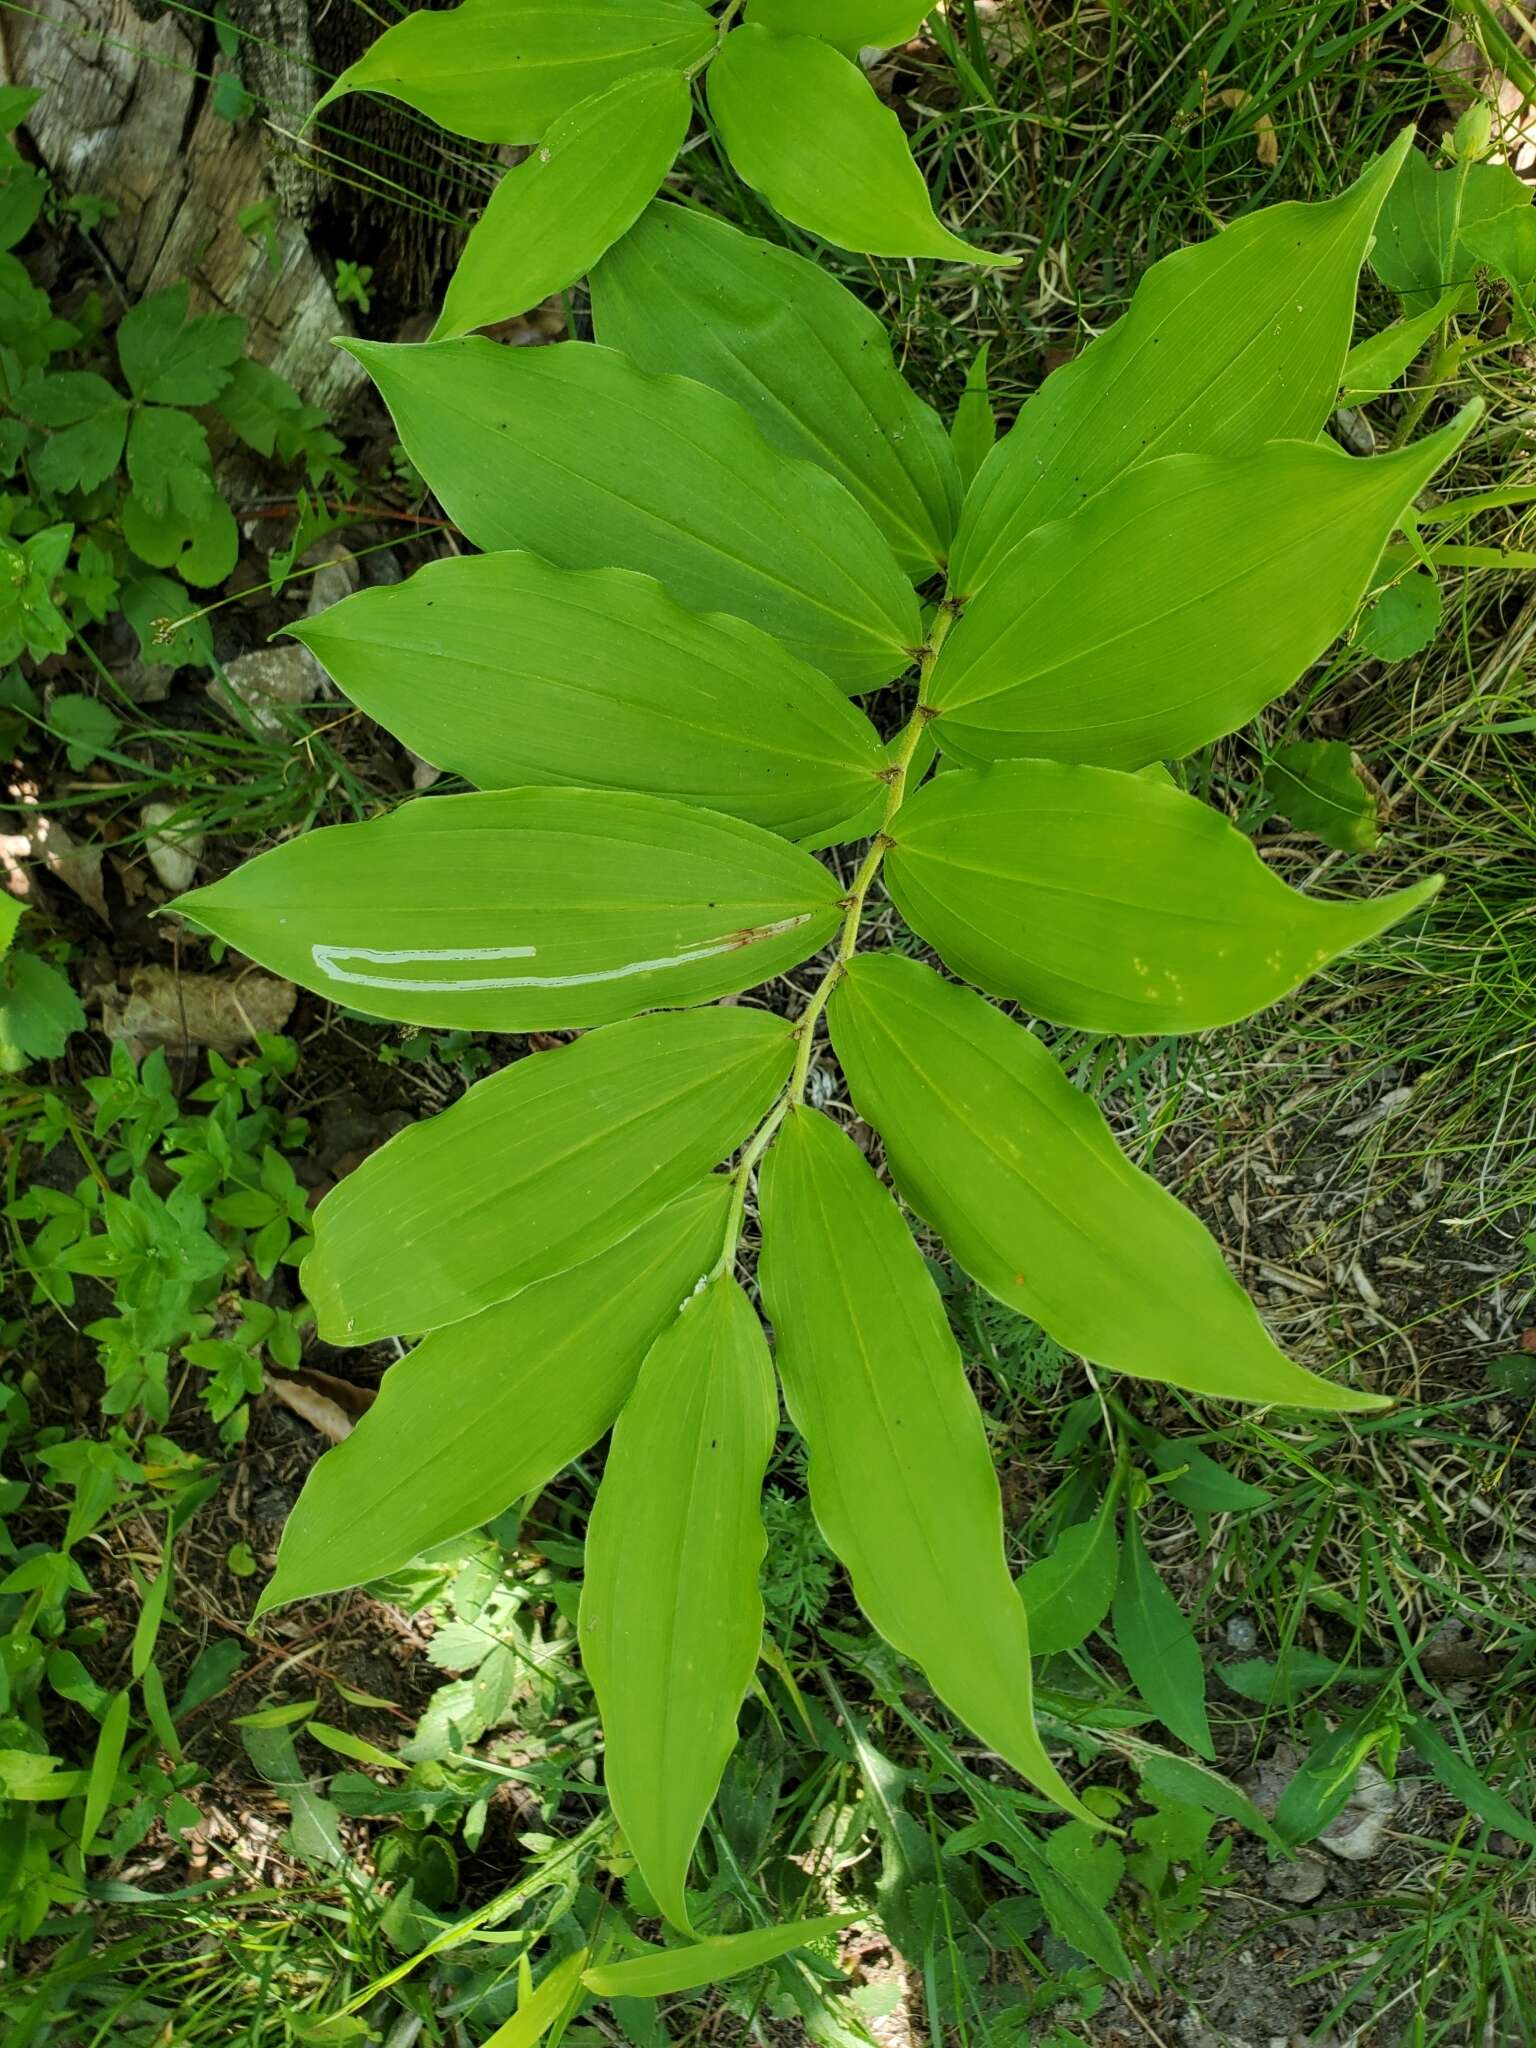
top-left (4, 2), bottom-right (1535, 2044)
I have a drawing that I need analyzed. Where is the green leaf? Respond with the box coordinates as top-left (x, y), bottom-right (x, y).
top-left (951, 133), bottom-right (1413, 595)
top-left (1340, 288), bottom-right (1463, 402)
top-left (1219, 1650), bottom-right (1386, 1706)
top-left (1273, 1713), bottom-right (1385, 1846)
top-left (484, 1950), bottom-right (588, 2047)
top-left (949, 340), bottom-right (994, 489)
top-left (707, 26), bottom-right (1009, 267)
top-left (885, 759), bottom-right (1433, 1032)
top-left (1357, 569), bottom-right (1444, 661)
top-left (174, 787), bottom-right (842, 1031)
top-left (293, 552), bottom-right (885, 840)
top-left (1263, 738), bottom-right (1381, 852)
top-left (0, 166), bottom-right (45, 251)
top-left (302, 1005), bottom-right (792, 1342)
top-left (957, 1785), bottom-right (1131, 1976)
top-left (433, 70), bottom-right (688, 339)
top-left (306, 1722), bottom-right (402, 1770)
top-left (829, 954), bottom-right (1389, 1411)
top-left (130, 1552), bottom-right (172, 1679)
top-left (1044, 1817), bottom-right (1125, 1911)
top-left (124, 406), bottom-right (215, 520)
top-left (233, 1698), bottom-right (318, 1729)
top-left (757, 1104), bottom-right (1095, 1823)
top-left (581, 1275), bottom-right (777, 1931)
top-left (121, 484), bottom-right (238, 589)
top-left (1018, 1493), bottom-right (1120, 1659)
top-left (216, 357), bottom-right (309, 458)
top-left (240, 1719), bottom-right (346, 1865)
top-left (115, 282), bottom-right (245, 404)
top-left (120, 574), bottom-right (214, 670)
top-left (23, 371), bottom-right (128, 493)
top-left (1146, 1436), bottom-right (1273, 1514)
top-left (48, 692), bottom-right (120, 769)
top-left (1124, 1743), bottom-right (1283, 1850)
top-left (0, 950), bottom-right (85, 1065)
top-left (1405, 1716), bottom-right (1536, 1851)
top-left (929, 418), bottom-right (1474, 771)
top-left (1463, 204), bottom-right (1536, 298)
top-left (312, 0), bottom-right (714, 145)
top-left (1369, 145), bottom-right (1529, 313)
top-left (0, 892), bottom-right (21, 955)
top-left (346, 336), bottom-right (921, 693)
top-left (259, 1180), bottom-right (730, 1609)
top-left (0, 87), bottom-right (41, 147)
top-left (81, 1688), bottom-right (131, 1852)
top-left (746, 0), bottom-right (930, 42)
top-left (590, 201), bottom-right (961, 575)
top-left (1111, 1517), bottom-right (1212, 1758)
top-left (581, 1916), bottom-right (852, 1998)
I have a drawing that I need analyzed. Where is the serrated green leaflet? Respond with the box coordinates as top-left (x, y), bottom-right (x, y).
top-left (884, 759), bottom-right (1437, 1032)
top-left (590, 202), bottom-right (961, 574)
top-left (432, 70), bottom-right (689, 339)
top-left (581, 1276), bottom-right (777, 1932)
top-left (581, 1915), bottom-right (853, 1997)
top-left (929, 417), bottom-right (1476, 771)
top-left (174, 788), bottom-right (842, 1031)
top-left (310, 0), bottom-right (714, 145)
top-left (259, 1181), bottom-right (729, 1612)
top-left (758, 1106), bottom-right (1095, 1823)
top-left (293, 553), bottom-right (884, 840)
top-left (115, 282), bottom-right (243, 405)
top-left (708, 26), bottom-right (1009, 267)
top-left (951, 133), bottom-right (1413, 594)
top-left (830, 955), bottom-right (1388, 1410)
top-left (348, 336), bottom-right (921, 692)
top-left (302, 1006), bottom-right (792, 1343)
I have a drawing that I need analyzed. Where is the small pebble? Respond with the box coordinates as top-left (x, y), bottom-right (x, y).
top-left (139, 801), bottom-right (204, 893)
top-left (1226, 1613), bottom-right (1258, 1653)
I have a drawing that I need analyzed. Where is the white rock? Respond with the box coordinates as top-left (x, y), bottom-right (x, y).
top-left (306, 544), bottom-right (360, 618)
top-left (139, 802), bottom-right (204, 893)
top-left (209, 644), bottom-right (328, 737)
top-left (1320, 1761), bottom-right (1397, 1861)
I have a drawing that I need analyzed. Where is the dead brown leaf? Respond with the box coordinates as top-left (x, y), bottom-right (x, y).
top-left (98, 966), bottom-right (296, 1052)
top-left (1218, 88), bottom-right (1279, 168)
top-left (266, 1366), bottom-right (375, 1443)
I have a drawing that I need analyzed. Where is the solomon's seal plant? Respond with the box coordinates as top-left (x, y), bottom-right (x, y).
top-left (178, 130), bottom-right (1484, 1936)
